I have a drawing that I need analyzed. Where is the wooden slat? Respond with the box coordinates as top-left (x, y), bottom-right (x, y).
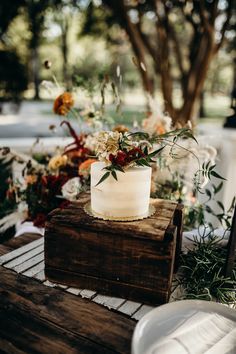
top-left (0, 237), bottom-right (43, 265)
top-left (13, 252), bottom-right (44, 273)
top-left (4, 244), bottom-right (44, 269)
top-left (0, 233), bottom-right (42, 254)
top-left (22, 261), bottom-right (44, 277)
top-left (0, 267), bottom-right (135, 353)
top-left (33, 270), bottom-right (46, 281)
top-left (66, 287), bottom-right (81, 295)
top-left (118, 300), bottom-right (142, 316)
top-left (43, 280), bottom-right (56, 288)
top-left (93, 295), bottom-right (126, 310)
top-left (56, 284), bottom-right (68, 290)
top-left (80, 289), bottom-right (97, 299)
top-left (132, 304), bottom-right (154, 320)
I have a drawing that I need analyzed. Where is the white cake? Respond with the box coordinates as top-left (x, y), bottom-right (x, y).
top-left (91, 161), bottom-right (152, 218)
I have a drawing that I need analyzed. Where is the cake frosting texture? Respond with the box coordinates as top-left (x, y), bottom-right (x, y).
top-left (91, 162), bottom-right (152, 218)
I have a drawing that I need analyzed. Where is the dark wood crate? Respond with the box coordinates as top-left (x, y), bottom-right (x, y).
top-left (45, 194), bottom-right (183, 305)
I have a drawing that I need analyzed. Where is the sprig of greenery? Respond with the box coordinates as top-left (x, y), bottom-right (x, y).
top-left (95, 164), bottom-right (125, 186)
top-left (175, 233), bottom-right (236, 306)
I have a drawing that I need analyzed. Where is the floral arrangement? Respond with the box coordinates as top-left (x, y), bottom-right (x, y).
top-left (0, 119), bottom-right (97, 229)
top-left (90, 128), bottom-right (200, 186)
top-left (0, 60), bottom-right (227, 232)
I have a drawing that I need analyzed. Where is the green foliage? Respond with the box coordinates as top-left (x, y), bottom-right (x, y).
top-left (0, 154), bottom-right (17, 241)
top-left (177, 235), bottom-right (236, 305)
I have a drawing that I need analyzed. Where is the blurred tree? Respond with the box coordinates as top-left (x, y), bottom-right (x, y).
top-left (52, 0), bottom-right (79, 89)
top-left (81, 0), bottom-right (234, 124)
top-left (25, 0), bottom-right (62, 99)
top-left (0, 51), bottom-right (28, 103)
top-left (0, 0), bottom-right (28, 104)
top-left (0, 0), bottom-right (25, 39)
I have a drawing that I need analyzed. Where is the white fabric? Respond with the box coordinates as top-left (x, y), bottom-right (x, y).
top-left (15, 221), bottom-right (44, 238)
top-left (146, 311), bottom-right (236, 354)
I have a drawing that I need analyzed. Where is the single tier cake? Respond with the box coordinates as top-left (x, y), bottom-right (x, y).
top-left (91, 161), bottom-right (152, 218)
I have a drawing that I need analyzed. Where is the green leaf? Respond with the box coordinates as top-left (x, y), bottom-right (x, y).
top-left (138, 158), bottom-right (151, 167)
top-left (210, 171), bottom-right (226, 180)
top-left (205, 205), bottom-right (213, 213)
top-left (205, 161), bottom-right (211, 171)
top-left (213, 181), bottom-right (223, 194)
top-left (227, 196), bottom-right (236, 213)
top-left (182, 131), bottom-right (198, 144)
top-left (95, 171), bottom-right (110, 186)
top-left (205, 189), bottom-right (212, 200)
top-left (111, 170), bottom-right (118, 181)
top-left (114, 165), bottom-right (125, 173)
top-left (209, 164), bottom-right (216, 171)
top-left (217, 201), bottom-right (225, 212)
top-left (148, 145), bottom-right (165, 158)
top-left (128, 132), bottom-right (149, 140)
top-left (144, 145), bottom-right (148, 155)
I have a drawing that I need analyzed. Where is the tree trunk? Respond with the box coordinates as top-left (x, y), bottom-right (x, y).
top-left (32, 46), bottom-right (40, 100)
top-left (199, 91), bottom-right (206, 118)
top-left (119, 1), bottom-right (154, 95)
top-left (172, 34), bottom-right (215, 125)
top-left (61, 18), bottom-right (71, 90)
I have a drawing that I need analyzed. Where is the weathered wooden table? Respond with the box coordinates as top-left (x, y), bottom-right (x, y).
top-left (0, 233), bottom-right (156, 354)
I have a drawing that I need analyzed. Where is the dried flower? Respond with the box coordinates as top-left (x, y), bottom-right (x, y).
top-left (79, 159), bottom-right (97, 177)
top-left (95, 131), bottom-right (121, 163)
top-left (113, 124), bottom-right (129, 134)
top-left (48, 155), bottom-right (68, 170)
top-left (53, 92), bottom-right (74, 116)
top-left (142, 95), bottom-right (172, 135)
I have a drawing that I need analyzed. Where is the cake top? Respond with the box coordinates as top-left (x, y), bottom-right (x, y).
top-left (92, 161), bottom-right (151, 173)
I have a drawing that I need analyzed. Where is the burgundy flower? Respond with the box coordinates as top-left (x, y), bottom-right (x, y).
top-left (115, 151), bottom-right (127, 166)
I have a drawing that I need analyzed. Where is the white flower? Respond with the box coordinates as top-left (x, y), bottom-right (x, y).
top-left (61, 177), bottom-right (81, 201)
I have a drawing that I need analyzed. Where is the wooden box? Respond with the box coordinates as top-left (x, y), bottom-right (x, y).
top-left (45, 194), bottom-right (183, 305)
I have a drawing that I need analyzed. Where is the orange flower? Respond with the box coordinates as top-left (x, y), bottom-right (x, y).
top-left (79, 159), bottom-right (97, 177)
top-left (25, 175), bottom-right (37, 184)
top-left (53, 92), bottom-right (74, 116)
top-left (155, 124), bottom-right (166, 135)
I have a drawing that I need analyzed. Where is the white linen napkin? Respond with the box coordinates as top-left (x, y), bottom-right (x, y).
top-left (146, 311), bottom-right (236, 354)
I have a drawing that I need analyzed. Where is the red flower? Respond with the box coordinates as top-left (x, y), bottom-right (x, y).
top-left (127, 147), bottom-right (145, 162)
top-left (109, 151), bottom-right (127, 166)
top-left (109, 154), bottom-right (115, 163)
top-left (115, 151), bottom-right (127, 166)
